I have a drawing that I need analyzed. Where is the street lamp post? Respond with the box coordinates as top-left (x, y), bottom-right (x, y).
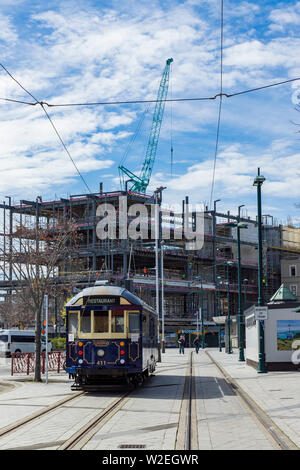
top-left (253, 168), bottom-right (267, 374)
top-left (237, 205), bottom-right (246, 362)
top-left (243, 278), bottom-right (249, 311)
top-left (226, 261), bottom-right (234, 354)
top-left (213, 199), bottom-right (221, 318)
top-left (200, 278), bottom-right (205, 348)
top-left (217, 275), bottom-right (222, 352)
top-left (154, 190), bottom-right (161, 362)
top-left (214, 199), bottom-right (221, 351)
top-left (161, 241), bottom-right (165, 353)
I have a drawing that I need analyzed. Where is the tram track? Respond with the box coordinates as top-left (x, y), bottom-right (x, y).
top-left (175, 351), bottom-right (197, 450)
top-left (205, 351), bottom-right (299, 451)
top-left (0, 390), bottom-right (85, 440)
top-left (1, 350), bottom-right (292, 451)
top-left (0, 384), bottom-right (140, 450)
top-left (58, 357), bottom-right (195, 450)
top-left (58, 391), bottom-right (132, 450)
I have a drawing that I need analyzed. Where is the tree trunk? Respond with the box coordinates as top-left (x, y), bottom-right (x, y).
top-left (34, 306), bottom-right (42, 382)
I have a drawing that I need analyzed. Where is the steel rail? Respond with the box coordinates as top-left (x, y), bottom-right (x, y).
top-left (0, 390), bottom-right (84, 439)
top-left (58, 390), bottom-right (132, 450)
top-left (205, 351), bottom-right (299, 451)
top-left (185, 352), bottom-right (193, 450)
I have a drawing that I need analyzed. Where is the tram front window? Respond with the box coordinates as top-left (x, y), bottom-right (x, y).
top-left (94, 311), bottom-right (109, 333)
top-left (129, 312), bottom-right (140, 333)
top-left (80, 311), bottom-right (91, 333)
top-left (111, 311), bottom-right (124, 333)
top-left (68, 312), bottom-right (78, 334)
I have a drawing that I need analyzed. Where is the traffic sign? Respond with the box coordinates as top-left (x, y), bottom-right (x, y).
top-left (254, 306), bottom-right (268, 320)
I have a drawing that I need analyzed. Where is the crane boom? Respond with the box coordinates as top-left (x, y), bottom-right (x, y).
top-left (119, 58), bottom-right (173, 193)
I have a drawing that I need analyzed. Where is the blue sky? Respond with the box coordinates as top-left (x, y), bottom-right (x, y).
top-left (1, 0), bottom-right (300, 223)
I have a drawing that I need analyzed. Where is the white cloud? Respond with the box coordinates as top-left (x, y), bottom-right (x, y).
top-left (0, 12), bottom-right (17, 44)
top-left (0, 0), bottom-right (299, 220)
top-left (269, 2), bottom-right (300, 31)
top-left (148, 139), bottom-right (300, 221)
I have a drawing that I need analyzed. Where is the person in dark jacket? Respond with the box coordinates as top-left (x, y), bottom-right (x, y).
top-left (193, 336), bottom-right (200, 353)
top-left (178, 335), bottom-right (185, 354)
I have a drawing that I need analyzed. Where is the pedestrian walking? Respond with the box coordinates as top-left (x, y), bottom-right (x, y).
top-left (178, 335), bottom-right (185, 354)
top-left (193, 336), bottom-right (200, 353)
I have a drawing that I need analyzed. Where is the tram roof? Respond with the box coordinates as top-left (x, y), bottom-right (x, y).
top-left (65, 284), bottom-right (155, 312)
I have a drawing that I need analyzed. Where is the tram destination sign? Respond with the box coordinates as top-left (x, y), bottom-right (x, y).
top-left (83, 296), bottom-right (120, 305)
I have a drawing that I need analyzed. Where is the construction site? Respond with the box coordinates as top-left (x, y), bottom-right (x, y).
top-left (1, 186), bottom-right (300, 347)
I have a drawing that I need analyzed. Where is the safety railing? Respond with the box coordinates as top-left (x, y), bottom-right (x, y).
top-left (11, 351), bottom-right (66, 376)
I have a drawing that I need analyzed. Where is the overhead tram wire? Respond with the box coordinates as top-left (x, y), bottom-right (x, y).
top-left (1, 63), bottom-right (300, 196)
top-left (209, 0), bottom-right (224, 211)
top-left (0, 63), bottom-right (92, 194)
top-left (40, 104), bottom-right (92, 194)
top-left (1, 76), bottom-right (300, 108)
top-left (0, 97), bottom-right (36, 105)
top-left (0, 63), bottom-right (40, 103)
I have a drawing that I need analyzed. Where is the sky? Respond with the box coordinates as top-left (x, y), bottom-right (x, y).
top-left (1, 0), bottom-right (300, 224)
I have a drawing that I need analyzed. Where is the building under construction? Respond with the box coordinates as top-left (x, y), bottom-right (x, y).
top-left (1, 185), bottom-right (300, 346)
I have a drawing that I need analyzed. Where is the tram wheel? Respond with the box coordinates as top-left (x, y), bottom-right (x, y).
top-left (134, 373), bottom-right (144, 387)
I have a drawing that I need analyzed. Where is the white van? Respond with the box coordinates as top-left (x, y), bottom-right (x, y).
top-left (0, 329), bottom-right (52, 357)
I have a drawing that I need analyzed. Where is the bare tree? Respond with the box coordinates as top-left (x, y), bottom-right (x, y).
top-left (0, 217), bottom-right (82, 381)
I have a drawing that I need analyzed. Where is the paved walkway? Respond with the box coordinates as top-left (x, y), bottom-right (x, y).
top-left (193, 351), bottom-right (275, 450)
top-left (0, 349), bottom-right (299, 450)
top-left (208, 348), bottom-right (300, 449)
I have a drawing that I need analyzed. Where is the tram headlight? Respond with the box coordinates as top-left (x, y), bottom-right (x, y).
top-left (97, 349), bottom-right (105, 357)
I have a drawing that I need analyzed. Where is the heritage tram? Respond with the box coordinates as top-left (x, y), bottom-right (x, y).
top-left (65, 283), bottom-right (158, 390)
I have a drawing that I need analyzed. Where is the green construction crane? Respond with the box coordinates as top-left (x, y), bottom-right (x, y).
top-left (119, 58), bottom-right (173, 193)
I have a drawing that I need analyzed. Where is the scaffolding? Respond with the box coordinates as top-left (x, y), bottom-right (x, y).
top-left (1, 188), bottom-right (299, 337)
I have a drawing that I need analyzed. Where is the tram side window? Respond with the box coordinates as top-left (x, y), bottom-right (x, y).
top-left (142, 314), bottom-right (149, 336)
top-left (129, 312), bottom-right (140, 333)
top-left (69, 312), bottom-right (78, 334)
top-left (111, 311), bottom-right (124, 333)
top-left (150, 317), bottom-right (155, 337)
top-left (94, 311), bottom-right (109, 333)
top-left (80, 311), bottom-right (91, 333)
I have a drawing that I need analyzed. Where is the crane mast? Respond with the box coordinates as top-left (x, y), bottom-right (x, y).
top-left (119, 58), bottom-right (173, 193)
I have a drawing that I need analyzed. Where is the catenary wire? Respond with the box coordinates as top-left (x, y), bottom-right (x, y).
top-left (0, 97), bottom-right (36, 105)
top-left (1, 77), bottom-right (300, 108)
top-left (0, 63), bottom-right (40, 103)
top-left (1, 62), bottom-right (300, 200)
top-left (40, 103), bottom-right (92, 193)
top-left (0, 64), bottom-right (92, 194)
top-left (209, 0), bottom-right (224, 211)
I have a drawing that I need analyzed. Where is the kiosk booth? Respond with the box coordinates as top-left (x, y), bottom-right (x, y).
top-left (245, 284), bottom-right (300, 371)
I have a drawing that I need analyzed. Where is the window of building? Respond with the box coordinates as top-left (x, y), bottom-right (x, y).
top-left (290, 265), bottom-right (296, 277)
top-left (290, 285), bottom-right (297, 296)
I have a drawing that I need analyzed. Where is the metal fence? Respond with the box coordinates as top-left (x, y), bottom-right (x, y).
top-left (11, 351), bottom-right (66, 376)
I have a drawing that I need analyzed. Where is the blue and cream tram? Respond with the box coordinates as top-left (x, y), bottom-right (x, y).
top-left (65, 283), bottom-right (158, 390)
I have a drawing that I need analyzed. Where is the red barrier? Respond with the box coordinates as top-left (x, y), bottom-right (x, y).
top-left (11, 351), bottom-right (66, 376)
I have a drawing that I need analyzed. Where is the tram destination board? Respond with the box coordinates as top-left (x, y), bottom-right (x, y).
top-left (83, 296), bottom-right (120, 305)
